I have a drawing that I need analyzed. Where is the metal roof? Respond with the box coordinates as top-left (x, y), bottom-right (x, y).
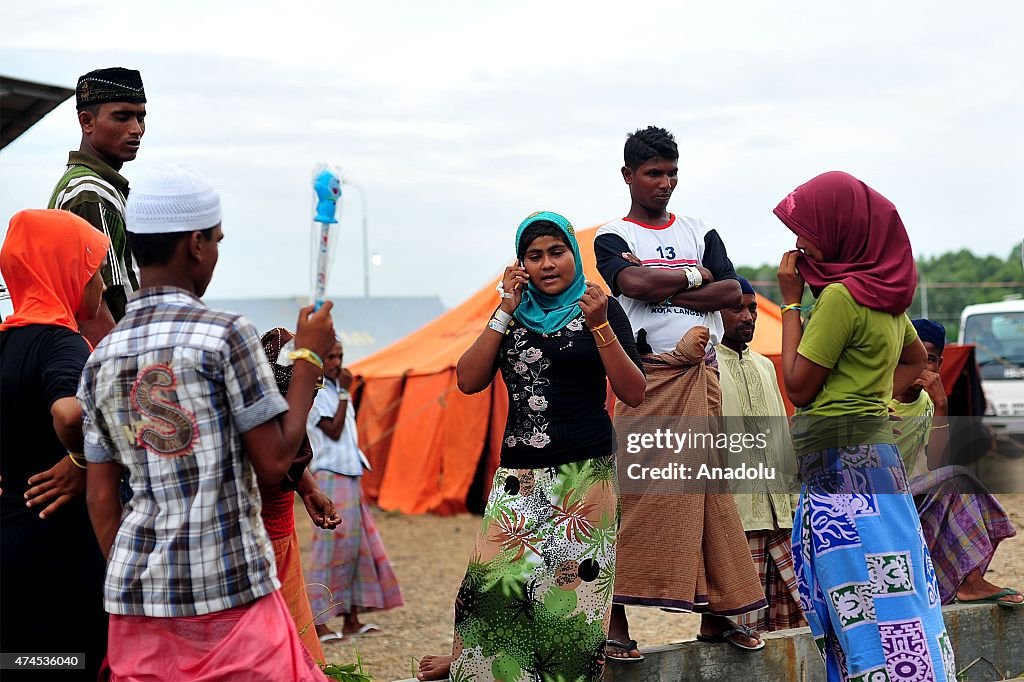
top-left (205, 296), bottom-right (446, 363)
top-left (0, 293), bottom-right (445, 362)
top-left (1, 75), bottom-right (75, 150)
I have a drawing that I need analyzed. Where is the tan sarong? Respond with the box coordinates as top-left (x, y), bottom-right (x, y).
top-left (613, 327), bottom-right (768, 615)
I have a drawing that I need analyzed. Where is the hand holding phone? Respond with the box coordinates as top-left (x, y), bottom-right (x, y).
top-left (498, 261), bottom-right (529, 313)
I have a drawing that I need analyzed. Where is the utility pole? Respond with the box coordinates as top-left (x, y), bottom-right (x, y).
top-left (343, 179), bottom-right (370, 297)
top-left (920, 271), bottom-right (929, 319)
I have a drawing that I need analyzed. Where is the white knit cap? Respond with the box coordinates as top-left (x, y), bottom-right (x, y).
top-left (126, 164), bottom-right (222, 234)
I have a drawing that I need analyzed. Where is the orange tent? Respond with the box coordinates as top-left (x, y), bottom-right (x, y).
top-left (351, 225), bottom-right (783, 515)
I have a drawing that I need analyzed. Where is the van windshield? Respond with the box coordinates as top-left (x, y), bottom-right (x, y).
top-left (963, 312), bottom-right (1024, 367)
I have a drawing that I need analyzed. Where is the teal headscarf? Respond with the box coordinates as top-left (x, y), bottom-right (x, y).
top-left (512, 211), bottom-right (587, 334)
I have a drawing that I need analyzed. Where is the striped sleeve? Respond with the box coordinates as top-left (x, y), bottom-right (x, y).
top-left (51, 173), bottom-right (128, 289)
top-left (52, 172), bottom-right (127, 216)
top-left (61, 198), bottom-right (123, 288)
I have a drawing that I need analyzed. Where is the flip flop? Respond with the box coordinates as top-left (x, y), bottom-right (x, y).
top-left (605, 639), bottom-right (644, 662)
top-left (697, 625), bottom-right (765, 652)
top-left (318, 630), bottom-right (344, 643)
top-left (353, 623), bottom-right (381, 635)
top-left (957, 587), bottom-right (1024, 607)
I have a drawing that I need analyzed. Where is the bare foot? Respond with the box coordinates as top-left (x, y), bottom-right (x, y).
top-left (417, 654), bottom-right (453, 681)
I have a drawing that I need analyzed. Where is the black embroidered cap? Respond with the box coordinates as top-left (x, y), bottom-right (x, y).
top-left (76, 67), bottom-right (146, 109)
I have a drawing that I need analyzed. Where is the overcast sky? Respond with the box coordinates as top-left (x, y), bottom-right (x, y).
top-left (2, 0), bottom-right (1022, 307)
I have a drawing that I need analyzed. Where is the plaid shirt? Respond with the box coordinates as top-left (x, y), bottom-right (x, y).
top-left (78, 287), bottom-right (288, 617)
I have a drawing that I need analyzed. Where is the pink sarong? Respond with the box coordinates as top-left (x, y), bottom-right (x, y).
top-left (107, 590), bottom-right (327, 681)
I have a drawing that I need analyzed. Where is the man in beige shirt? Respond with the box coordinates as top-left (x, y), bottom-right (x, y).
top-left (716, 277), bottom-right (805, 631)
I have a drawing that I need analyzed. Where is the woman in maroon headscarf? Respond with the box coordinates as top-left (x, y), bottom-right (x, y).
top-left (774, 172), bottom-right (955, 681)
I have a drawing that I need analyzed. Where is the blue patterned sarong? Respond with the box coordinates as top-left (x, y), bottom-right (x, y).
top-left (791, 444), bottom-right (955, 682)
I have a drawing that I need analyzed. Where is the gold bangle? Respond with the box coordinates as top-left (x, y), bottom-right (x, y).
top-left (595, 334), bottom-right (618, 348)
top-left (931, 423), bottom-right (949, 430)
top-left (67, 453), bottom-right (87, 469)
top-left (287, 348), bottom-right (324, 371)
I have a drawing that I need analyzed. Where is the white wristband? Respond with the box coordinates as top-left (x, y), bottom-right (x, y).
top-left (488, 318), bottom-right (509, 334)
top-left (493, 308), bottom-right (514, 325)
top-left (496, 280), bottom-right (513, 299)
top-left (684, 266), bottom-right (703, 289)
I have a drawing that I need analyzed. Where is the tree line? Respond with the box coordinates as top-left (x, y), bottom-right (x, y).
top-left (736, 242), bottom-right (1023, 341)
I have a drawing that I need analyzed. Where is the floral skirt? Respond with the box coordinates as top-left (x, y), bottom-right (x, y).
top-left (449, 456), bottom-right (618, 682)
top-left (793, 444), bottom-right (955, 682)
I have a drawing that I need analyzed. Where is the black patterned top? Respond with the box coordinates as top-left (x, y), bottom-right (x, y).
top-left (497, 298), bottom-right (642, 468)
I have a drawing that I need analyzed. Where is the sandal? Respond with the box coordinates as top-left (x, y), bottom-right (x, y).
top-left (697, 625), bottom-right (765, 651)
top-left (957, 587), bottom-right (1024, 607)
top-left (605, 638), bottom-right (644, 662)
top-left (352, 623), bottom-right (382, 635)
top-left (318, 629), bottom-right (344, 643)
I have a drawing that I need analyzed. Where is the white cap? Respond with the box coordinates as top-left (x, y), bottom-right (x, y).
top-left (126, 164), bottom-right (222, 234)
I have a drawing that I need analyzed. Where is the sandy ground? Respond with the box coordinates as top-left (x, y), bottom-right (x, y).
top-left (298, 485), bottom-right (1024, 681)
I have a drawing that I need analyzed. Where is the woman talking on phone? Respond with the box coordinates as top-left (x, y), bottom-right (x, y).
top-left (417, 211), bottom-right (645, 681)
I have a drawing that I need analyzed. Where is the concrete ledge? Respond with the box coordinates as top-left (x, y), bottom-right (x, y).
top-left (396, 604), bottom-right (1024, 681)
top-left (602, 603), bottom-right (1024, 682)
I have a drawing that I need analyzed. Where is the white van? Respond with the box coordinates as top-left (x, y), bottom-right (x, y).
top-left (959, 300), bottom-right (1024, 465)
top-left (959, 299), bottom-right (1024, 418)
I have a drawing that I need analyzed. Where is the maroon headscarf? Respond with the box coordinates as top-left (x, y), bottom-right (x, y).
top-left (773, 171), bottom-right (917, 315)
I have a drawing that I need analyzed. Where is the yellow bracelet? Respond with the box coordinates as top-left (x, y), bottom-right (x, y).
top-left (67, 453), bottom-right (87, 469)
top-left (590, 320), bottom-right (611, 344)
top-left (781, 303), bottom-right (803, 314)
top-left (595, 334), bottom-right (618, 348)
top-left (287, 348), bottom-right (324, 371)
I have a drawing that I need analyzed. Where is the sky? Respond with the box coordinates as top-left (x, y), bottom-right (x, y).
top-left (2, 0), bottom-right (1022, 307)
